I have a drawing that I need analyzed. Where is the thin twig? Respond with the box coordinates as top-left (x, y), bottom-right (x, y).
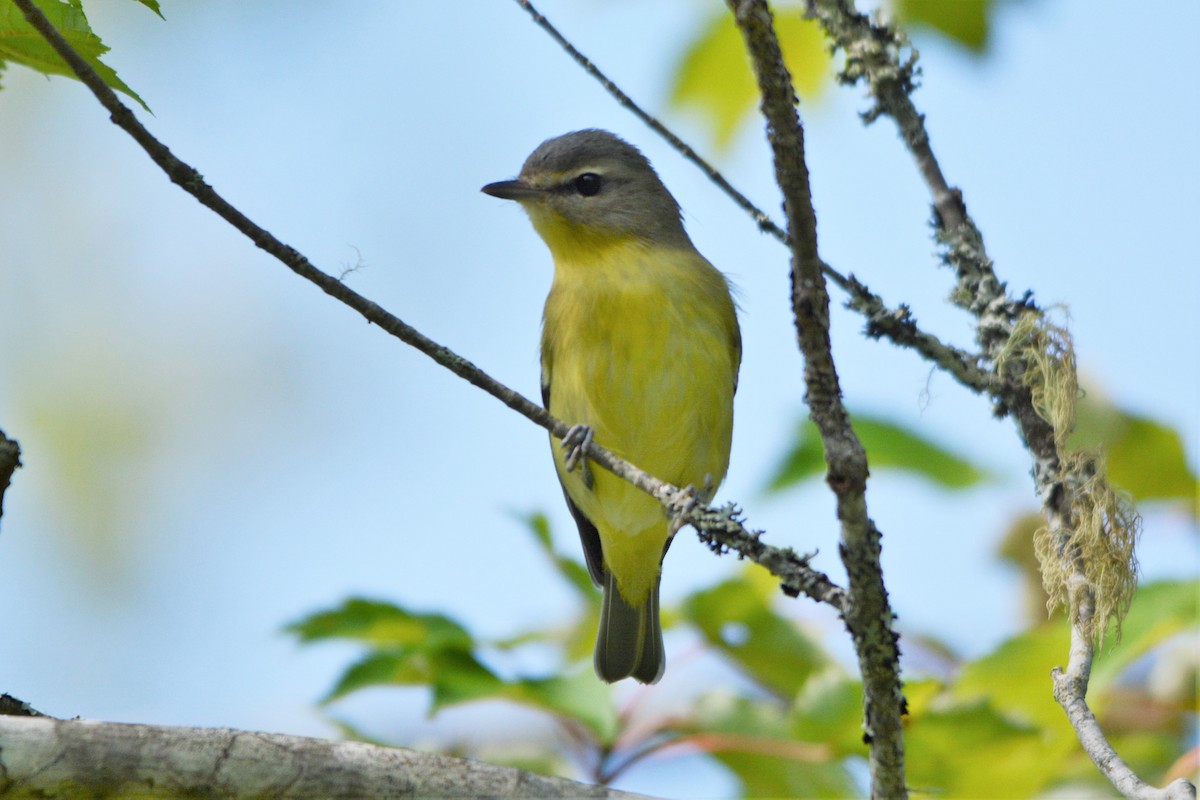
top-left (1051, 583), bottom-right (1195, 800)
top-left (726, 1), bottom-right (906, 797)
top-left (10, 0), bottom-right (846, 614)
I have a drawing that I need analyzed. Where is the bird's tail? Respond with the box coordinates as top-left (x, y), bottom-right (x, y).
top-left (594, 571), bottom-right (664, 684)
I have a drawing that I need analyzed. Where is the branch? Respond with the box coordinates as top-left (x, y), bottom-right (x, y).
top-left (9, 0), bottom-right (844, 612)
top-left (806, 2), bottom-right (1184, 798)
top-left (1052, 595), bottom-right (1196, 800)
top-left (507, 0), bottom-right (994, 398)
top-left (726, 2), bottom-right (905, 798)
top-left (0, 716), bottom-right (648, 799)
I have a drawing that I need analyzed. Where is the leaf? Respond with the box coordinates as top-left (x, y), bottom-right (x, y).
top-left (1089, 580), bottom-right (1199, 695)
top-left (765, 413), bottom-right (990, 493)
top-left (952, 620), bottom-right (1073, 730)
top-left (683, 571), bottom-right (829, 697)
top-left (1070, 394), bottom-right (1198, 513)
top-left (670, 6), bottom-right (831, 148)
top-left (686, 693), bottom-right (856, 798)
top-left (500, 672), bottom-right (617, 743)
top-left (904, 700), bottom-right (1072, 797)
top-left (321, 645), bottom-right (503, 710)
top-left (286, 597), bottom-right (474, 650)
top-left (131, 0), bottom-right (163, 20)
top-left (894, 0), bottom-right (993, 52)
top-left (0, 0), bottom-right (149, 109)
top-left (789, 668), bottom-right (867, 757)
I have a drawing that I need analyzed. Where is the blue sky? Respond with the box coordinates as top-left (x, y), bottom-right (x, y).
top-left (0, 1), bottom-right (1196, 796)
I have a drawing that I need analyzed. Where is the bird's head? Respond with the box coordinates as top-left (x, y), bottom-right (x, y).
top-left (482, 129), bottom-right (690, 257)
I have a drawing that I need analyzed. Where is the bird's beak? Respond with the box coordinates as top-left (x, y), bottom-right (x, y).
top-left (481, 179), bottom-right (543, 201)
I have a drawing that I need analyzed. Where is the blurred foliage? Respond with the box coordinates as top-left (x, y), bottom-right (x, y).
top-left (670, 7), bottom-right (830, 148)
top-left (0, 0), bottom-right (154, 109)
top-left (292, 509), bottom-right (1196, 796)
top-left (764, 412), bottom-right (991, 493)
top-left (893, 0), bottom-right (994, 52)
top-left (669, 0), bottom-right (1010, 147)
top-left (1070, 390), bottom-right (1198, 514)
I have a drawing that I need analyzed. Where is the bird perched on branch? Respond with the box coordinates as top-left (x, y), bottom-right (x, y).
top-left (483, 130), bottom-right (740, 683)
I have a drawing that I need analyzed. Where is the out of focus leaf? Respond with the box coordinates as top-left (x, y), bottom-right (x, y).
top-left (1071, 394), bottom-right (1197, 513)
top-left (287, 597), bottom-right (473, 649)
top-left (501, 672), bottom-right (617, 742)
top-left (766, 413), bottom-right (989, 493)
top-left (1089, 580), bottom-right (1199, 694)
top-left (953, 621), bottom-right (1072, 730)
top-left (686, 693), bottom-right (856, 799)
top-left (321, 645), bottom-right (503, 709)
top-left (0, 0), bottom-right (150, 109)
top-left (894, 0), bottom-right (993, 52)
top-left (905, 701), bottom-right (1072, 797)
top-left (790, 668), bottom-right (866, 757)
top-left (683, 571), bottom-right (828, 697)
top-left (670, 7), bottom-right (830, 148)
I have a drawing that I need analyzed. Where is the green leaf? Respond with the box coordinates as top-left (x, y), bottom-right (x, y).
top-left (894, 0), bottom-right (993, 52)
top-left (286, 597), bottom-right (474, 650)
top-left (500, 672), bottom-right (617, 743)
top-left (1089, 580), bottom-right (1199, 695)
top-left (790, 669), bottom-right (866, 757)
top-left (1071, 394), bottom-right (1198, 512)
top-left (765, 413), bottom-right (990, 493)
top-left (0, 0), bottom-right (149, 109)
top-left (687, 693), bottom-right (856, 798)
top-left (905, 701), bottom-right (1072, 797)
top-left (953, 620), bottom-right (1073, 730)
top-left (670, 7), bottom-right (831, 148)
top-left (683, 571), bottom-right (829, 697)
top-left (131, 0), bottom-right (163, 20)
top-left (322, 645), bottom-right (503, 709)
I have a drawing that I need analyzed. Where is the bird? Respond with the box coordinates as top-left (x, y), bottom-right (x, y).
top-left (482, 129), bottom-right (740, 684)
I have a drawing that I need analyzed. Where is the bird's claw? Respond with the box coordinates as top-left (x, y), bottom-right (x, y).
top-left (668, 485), bottom-right (699, 535)
top-left (561, 424), bottom-right (595, 490)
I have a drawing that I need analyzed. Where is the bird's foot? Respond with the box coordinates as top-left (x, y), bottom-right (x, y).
top-left (668, 485), bottom-right (699, 536)
top-left (561, 424), bottom-right (595, 490)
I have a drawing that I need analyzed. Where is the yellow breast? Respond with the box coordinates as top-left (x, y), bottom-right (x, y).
top-left (541, 237), bottom-right (739, 602)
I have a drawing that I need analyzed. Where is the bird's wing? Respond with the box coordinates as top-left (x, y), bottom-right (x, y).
top-left (543, 372), bottom-right (606, 588)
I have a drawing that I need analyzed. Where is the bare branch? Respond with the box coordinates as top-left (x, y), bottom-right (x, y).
top-left (726, 1), bottom-right (906, 797)
top-left (9, 0), bottom-right (844, 613)
top-left (1052, 589), bottom-right (1196, 800)
top-left (0, 716), bottom-right (648, 799)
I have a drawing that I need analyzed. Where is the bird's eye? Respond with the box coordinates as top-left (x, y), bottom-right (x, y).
top-left (573, 173), bottom-right (602, 197)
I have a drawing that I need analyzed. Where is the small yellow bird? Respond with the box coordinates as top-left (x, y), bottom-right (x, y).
top-left (483, 130), bottom-right (740, 683)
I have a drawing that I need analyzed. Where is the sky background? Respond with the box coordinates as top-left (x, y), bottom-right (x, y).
top-left (1, 1), bottom-right (1196, 797)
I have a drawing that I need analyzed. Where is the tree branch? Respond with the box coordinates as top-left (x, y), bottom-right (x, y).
top-left (806, 2), bottom-right (1186, 798)
top-left (726, 2), bottom-right (906, 798)
top-left (0, 716), bottom-right (648, 799)
top-left (8, 0), bottom-right (845, 614)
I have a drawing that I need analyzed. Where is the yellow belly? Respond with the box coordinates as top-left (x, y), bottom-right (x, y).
top-left (542, 241), bottom-right (738, 605)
